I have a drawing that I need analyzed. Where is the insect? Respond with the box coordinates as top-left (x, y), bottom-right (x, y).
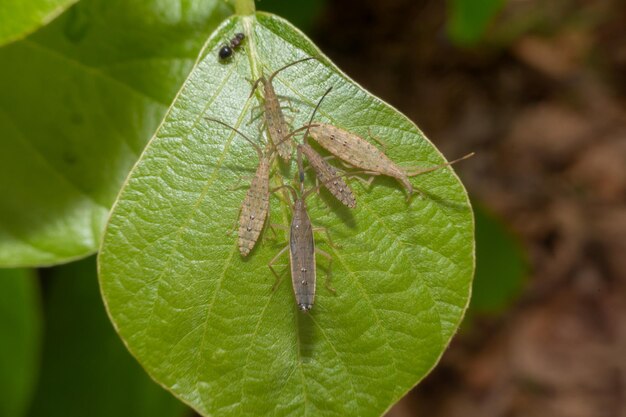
top-left (283, 86), bottom-right (357, 208)
top-left (297, 142), bottom-right (356, 208)
top-left (218, 32), bottom-right (245, 60)
top-left (268, 163), bottom-right (337, 312)
top-left (305, 123), bottom-right (474, 197)
top-left (205, 118), bottom-right (272, 257)
top-left (249, 57), bottom-right (315, 161)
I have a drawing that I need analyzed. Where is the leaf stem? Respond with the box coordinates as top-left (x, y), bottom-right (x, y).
top-left (234, 0), bottom-right (255, 15)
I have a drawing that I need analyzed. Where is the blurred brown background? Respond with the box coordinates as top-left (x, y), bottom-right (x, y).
top-left (274, 0), bottom-right (626, 415)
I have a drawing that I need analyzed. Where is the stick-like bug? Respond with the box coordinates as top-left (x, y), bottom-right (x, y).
top-left (297, 143), bottom-right (356, 208)
top-left (205, 118), bottom-right (273, 257)
top-left (268, 159), bottom-right (337, 312)
top-left (296, 86), bottom-right (357, 208)
top-left (305, 123), bottom-right (474, 197)
top-left (249, 57), bottom-right (315, 161)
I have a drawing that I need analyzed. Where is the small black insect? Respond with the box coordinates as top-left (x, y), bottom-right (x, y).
top-left (218, 45), bottom-right (233, 60)
top-left (218, 32), bottom-right (245, 61)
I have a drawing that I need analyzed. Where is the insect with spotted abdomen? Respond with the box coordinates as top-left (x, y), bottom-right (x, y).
top-left (268, 156), bottom-right (341, 312)
top-left (205, 118), bottom-right (273, 257)
top-left (294, 86), bottom-right (357, 208)
top-left (249, 57), bottom-right (316, 161)
top-left (278, 86), bottom-right (356, 209)
top-left (304, 123), bottom-right (474, 198)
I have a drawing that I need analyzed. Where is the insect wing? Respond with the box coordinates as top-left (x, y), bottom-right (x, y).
top-left (289, 201), bottom-right (316, 311)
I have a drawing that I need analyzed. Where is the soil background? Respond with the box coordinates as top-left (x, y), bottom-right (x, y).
top-left (308, 1), bottom-right (626, 416)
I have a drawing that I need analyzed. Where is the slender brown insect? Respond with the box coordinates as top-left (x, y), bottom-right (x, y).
top-left (249, 57), bottom-right (315, 161)
top-left (295, 86), bottom-right (357, 208)
top-left (268, 162), bottom-right (335, 312)
top-left (206, 118), bottom-right (272, 257)
top-left (297, 143), bottom-right (356, 208)
top-left (305, 123), bottom-right (474, 197)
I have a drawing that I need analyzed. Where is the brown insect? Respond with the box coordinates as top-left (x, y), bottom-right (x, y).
top-left (297, 143), bottom-right (356, 208)
top-left (268, 162), bottom-right (337, 312)
top-left (205, 118), bottom-right (273, 257)
top-left (305, 123), bottom-right (474, 197)
top-left (249, 57), bottom-right (315, 161)
top-left (290, 86), bottom-right (357, 208)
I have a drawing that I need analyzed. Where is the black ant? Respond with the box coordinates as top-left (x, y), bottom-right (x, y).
top-left (218, 33), bottom-right (245, 60)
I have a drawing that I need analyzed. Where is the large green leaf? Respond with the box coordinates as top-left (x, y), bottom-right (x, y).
top-left (0, 0), bottom-right (230, 267)
top-left (28, 257), bottom-right (187, 417)
top-left (0, 0), bottom-right (78, 46)
top-left (0, 269), bottom-right (41, 417)
top-left (99, 13), bottom-right (475, 417)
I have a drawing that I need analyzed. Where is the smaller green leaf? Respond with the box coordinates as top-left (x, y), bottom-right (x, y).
top-left (470, 205), bottom-right (526, 314)
top-left (0, 0), bottom-right (79, 46)
top-left (0, 268), bottom-right (41, 417)
top-left (447, 0), bottom-right (506, 46)
top-left (27, 257), bottom-right (186, 417)
top-left (0, 0), bottom-right (230, 267)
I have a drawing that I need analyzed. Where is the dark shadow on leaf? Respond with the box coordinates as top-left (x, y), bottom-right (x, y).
top-left (296, 309), bottom-right (316, 361)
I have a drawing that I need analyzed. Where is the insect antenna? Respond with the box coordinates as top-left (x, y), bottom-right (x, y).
top-left (406, 152), bottom-right (476, 176)
top-left (271, 183), bottom-right (298, 209)
top-left (267, 57), bottom-right (316, 84)
top-left (267, 85), bottom-right (332, 151)
top-left (205, 117), bottom-right (264, 159)
top-left (301, 86), bottom-right (333, 144)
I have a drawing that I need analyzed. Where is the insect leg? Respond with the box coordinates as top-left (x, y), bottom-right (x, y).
top-left (276, 95), bottom-right (298, 114)
top-left (228, 174), bottom-right (254, 191)
top-left (226, 207), bottom-right (243, 236)
top-left (367, 127), bottom-right (387, 150)
top-left (354, 173), bottom-right (377, 189)
top-left (248, 77), bottom-right (264, 98)
top-left (262, 221), bottom-right (279, 242)
top-left (405, 152), bottom-right (475, 176)
top-left (315, 248), bottom-right (335, 293)
top-left (268, 245), bottom-right (290, 292)
top-left (312, 226), bottom-right (340, 249)
top-left (248, 105), bottom-right (264, 125)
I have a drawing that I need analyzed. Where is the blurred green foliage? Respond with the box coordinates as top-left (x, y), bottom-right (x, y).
top-left (0, 0), bottom-right (78, 46)
top-left (27, 257), bottom-right (187, 417)
top-left (447, 0), bottom-right (506, 46)
top-left (256, 0), bottom-right (326, 33)
top-left (470, 205), bottom-right (526, 315)
top-left (0, 269), bottom-right (40, 417)
top-left (0, 0), bottom-right (229, 268)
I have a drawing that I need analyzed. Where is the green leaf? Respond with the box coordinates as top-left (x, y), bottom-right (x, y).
top-left (447, 0), bottom-right (506, 46)
top-left (0, 0), bottom-right (231, 268)
top-left (0, 269), bottom-right (41, 417)
top-left (27, 257), bottom-right (187, 417)
top-left (0, 0), bottom-right (79, 46)
top-left (99, 13), bottom-right (475, 417)
top-left (469, 205), bottom-right (526, 314)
